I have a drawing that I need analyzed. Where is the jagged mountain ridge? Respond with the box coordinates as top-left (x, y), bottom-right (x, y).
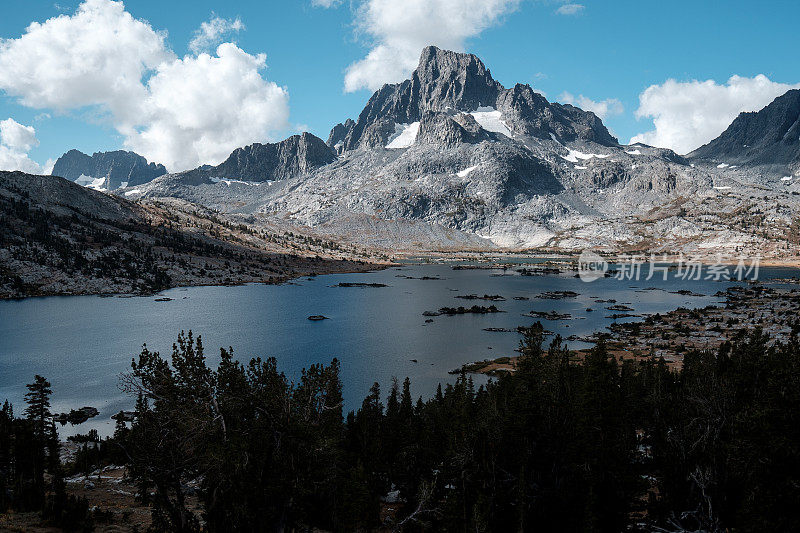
top-left (52, 149), bottom-right (167, 190)
top-left (690, 89), bottom-right (800, 174)
top-left (122, 46), bottom-right (799, 258)
top-left (160, 132), bottom-right (337, 186)
top-left (328, 46), bottom-right (617, 153)
top-left (209, 132), bottom-right (337, 182)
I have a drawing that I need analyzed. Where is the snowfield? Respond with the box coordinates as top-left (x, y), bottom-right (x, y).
top-left (457, 165), bottom-right (479, 178)
top-left (210, 177), bottom-right (264, 187)
top-left (75, 175), bottom-right (107, 191)
top-left (386, 122), bottom-right (420, 149)
top-left (467, 107), bottom-right (513, 138)
top-left (561, 150), bottom-right (611, 163)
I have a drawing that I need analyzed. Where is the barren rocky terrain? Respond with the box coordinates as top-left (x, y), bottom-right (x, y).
top-left (0, 171), bottom-right (384, 299)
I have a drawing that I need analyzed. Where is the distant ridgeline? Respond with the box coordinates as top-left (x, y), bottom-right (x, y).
top-left (51, 149), bottom-right (167, 190)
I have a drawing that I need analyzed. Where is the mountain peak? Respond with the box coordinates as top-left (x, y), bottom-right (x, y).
top-left (328, 45), bottom-right (617, 151)
top-left (416, 45), bottom-right (490, 82)
top-left (208, 132), bottom-right (336, 182)
top-left (52, 149), bottom-right (167, 189)
top-left (412, 46), bottom-right (504, 115)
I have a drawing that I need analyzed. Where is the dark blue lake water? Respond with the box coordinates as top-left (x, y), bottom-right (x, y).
top-left (1, 264), bottom-right (796, 436)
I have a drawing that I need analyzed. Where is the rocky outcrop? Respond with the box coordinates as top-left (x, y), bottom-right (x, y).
top-left (211, 132), bottom-right (337, 182)
top-left (415, 111), bottom-right (494, 146)
top-left (51, 149), bottom-right (167, 189)
top-left (330, 45), bottom-right (617, 151)
top-left (497, 84), bottom-right (617, 146)
top-left (690, 89), bottom-right (800, 171)
top-left (328, 119), bottom-right (355, 153)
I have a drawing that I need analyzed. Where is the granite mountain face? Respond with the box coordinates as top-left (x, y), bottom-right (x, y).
top-left (191, 132), bottom-right (337, 183)
top-left (327, 46), bottom-right (616, 153)
top-left (78, 46), bottom-right (798, 258)
top-left (51, 149), bottom-right (167, 190)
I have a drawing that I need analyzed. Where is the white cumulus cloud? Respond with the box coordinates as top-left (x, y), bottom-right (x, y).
top-left (0, 118), bottom-right (46, 173)
top-left (0, 118), bottom-right (38, 151)
top-left (555, 4), bottom-right (585, 16)
top-left (344, 0), bottom-right (521, 93)
top-left (631, 75), bottom-right (800, 154)
top-left (559, 92), bottom-right (623, 120)
top-left (0, 0), bottom-right (171, 124)
top-left (189, 15), bottom-right (244, 55)
top-left (125, 44), bottom-right (289, 172)
top-left (0, 0), bottom-right (290, 172)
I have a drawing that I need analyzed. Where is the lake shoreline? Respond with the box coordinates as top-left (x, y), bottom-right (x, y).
top-left (398, 250), bottom-right (800, 269)
top-left (3, 262), bottom-right (798, 442)
top-left (451, 280), bottom-right (800, 376)
top-left (6, 248), bottom-right (799, 300)
top-left (0, 259), bottom-right (394, 301)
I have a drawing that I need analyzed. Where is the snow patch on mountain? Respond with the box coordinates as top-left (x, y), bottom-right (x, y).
top-left (74, 174), bottom-right (108, 191)
top-left (210, 177), bottom-right (265, 186)
top-left (386, 122), bottom-right (420, 149)
top-left (457, 165), bottom-right (479, 178)
top-left (561, 150), bottom-right (611, 163)
top-left (467, 107), bottom-right (512, 138)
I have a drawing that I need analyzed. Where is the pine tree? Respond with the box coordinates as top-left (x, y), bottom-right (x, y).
top-left (24, 375), bottom-right (52, 439)
top-left (400, 377), bottom-right (413, 424)
top-left (23, 375), bottom-right (55, 498)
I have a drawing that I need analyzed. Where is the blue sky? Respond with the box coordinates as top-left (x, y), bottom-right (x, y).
top-left (1, 0), bottom-right (799, 172)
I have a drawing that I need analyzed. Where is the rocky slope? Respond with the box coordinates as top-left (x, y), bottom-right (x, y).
top-left (120, 47), bottom-right (800, 260)
top-left (690, 89), bottom-right (800, 176)
top-left (0, 171), bottom-right (379, 298)
top-left (52, 149), bottom-right (167, 190)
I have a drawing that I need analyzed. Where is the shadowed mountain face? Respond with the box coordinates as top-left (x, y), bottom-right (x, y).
top-left (51, 150), bottom-right (167, 190)
top-left (210, 132), bottom-right (337, 182)
top-left (690, 89), bottom-right (800, 171)
top-left (327, 45), bottom-right (618, 152)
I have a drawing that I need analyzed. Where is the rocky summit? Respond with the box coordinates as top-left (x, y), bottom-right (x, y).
top-left (116, 46), bottom-right (798, 260)
top-left (52, 149), bottom-right (167, 191)
top-left (327, 46), bottom-right (616, 153)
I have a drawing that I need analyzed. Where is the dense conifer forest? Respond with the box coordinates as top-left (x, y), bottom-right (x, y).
top-left (2, 322), bottom-right (799, 531)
